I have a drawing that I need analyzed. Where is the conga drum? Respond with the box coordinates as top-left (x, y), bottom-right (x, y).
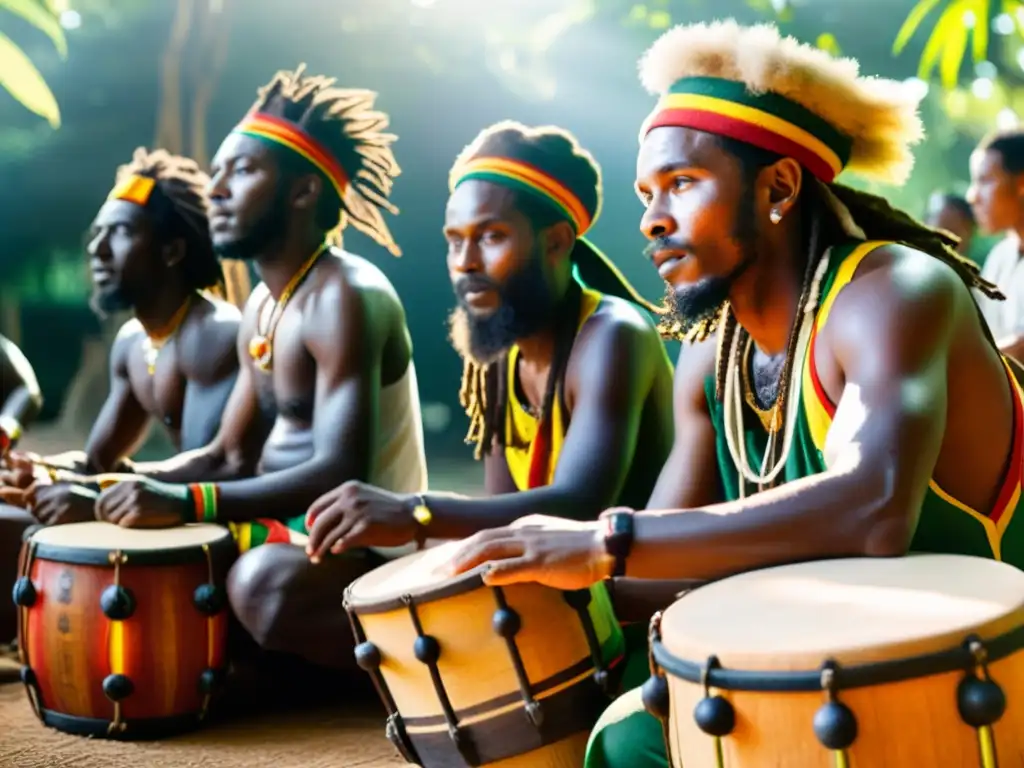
top-left (11, 522), bottom-right (236, 739)
top-left (642, 555), bottom-right (1024, 767)
top-left (344, 542), bottom-right (626, 767)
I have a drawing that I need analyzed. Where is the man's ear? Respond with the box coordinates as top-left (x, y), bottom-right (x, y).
top-left (162, 238), bottom-right (186, 269)
top-left (543, 220), bottom-right (576, 266)
top-left (292, 174), bottom-right (322, 211)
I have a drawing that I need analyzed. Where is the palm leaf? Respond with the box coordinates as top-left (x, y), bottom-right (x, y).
top-left (970, 0), bottom-right (989, 62)
top-left (919, 3), bottom-right (962, 79)
top-left (940, 14), bottom-right (970, 87)
top-left (0, 28), bottom-right (59, 127)
top-left (894, 0), bottom-right (946, 54)
top-left (0, 0), bottom-right (66, 57)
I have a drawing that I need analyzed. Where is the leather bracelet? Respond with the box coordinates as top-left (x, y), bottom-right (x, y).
top-left (601, 509), bottom-right (635, 578)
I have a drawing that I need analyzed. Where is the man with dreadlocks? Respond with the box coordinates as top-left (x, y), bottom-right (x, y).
top-left (88, 67), bottom-right (426, 676)
top-left (0, 147), bottom-right (238, 646)
top-left (445, 21), bottom-right (1024, 767)
top-left (301, 122), bottom-right (673, 597)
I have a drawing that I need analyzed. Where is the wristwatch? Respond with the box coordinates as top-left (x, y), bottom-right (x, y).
top-left (600, 508), bottom-right (635, 578)
top-left (410, 494), bottom-right (432, 550)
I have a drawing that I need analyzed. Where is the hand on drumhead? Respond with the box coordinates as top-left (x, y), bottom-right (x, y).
top-left (447, 516), bottom-right (613, 591)
top-left (30, 483), bottom-right (98, 526)
top-left (96, 478), bottom-right (189, 529)
top-left (305, 480), bottom-right (418, 563)
top-left (0, 484), bottom-right (30, 508)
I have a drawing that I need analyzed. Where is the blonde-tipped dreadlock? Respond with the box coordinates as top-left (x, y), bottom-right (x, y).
top-left (246, 65), bottom-right (402, 256)
top-left (111, 147), bottom-right (225, 295)
top-left (638, 20), bottom-right (1003, 356)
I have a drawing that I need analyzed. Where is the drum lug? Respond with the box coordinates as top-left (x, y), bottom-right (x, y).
top-left (100, 585), bottom-right (136, 621)
top-left (12, 577), bottom-right (36, 608)
top-left (813, 662), bottom-right (857, 752)
top-left (957, 636), bottom-right (1007, 729)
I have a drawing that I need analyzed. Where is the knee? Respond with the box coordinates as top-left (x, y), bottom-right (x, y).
top-left (227, 545), bottom-right (301, 650)
top-left (585, 688), bottom-right (668, 768)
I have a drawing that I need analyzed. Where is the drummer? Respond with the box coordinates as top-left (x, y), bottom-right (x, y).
top-left (0, 333), bottom-right (42, 643)
top-left (86, 66), bottom-right (427, 674)
top-left (302, 122), bottom-right (674, 574)
top-left (1, 149), bottom-right (241, 521)
top-left (446, 20), bottom-right (1024, 768)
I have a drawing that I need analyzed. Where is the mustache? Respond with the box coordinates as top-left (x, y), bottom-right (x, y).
top-left (454, 274), bottom-right (497, 298)
top-left (643, 236), bottom-right (691, 261)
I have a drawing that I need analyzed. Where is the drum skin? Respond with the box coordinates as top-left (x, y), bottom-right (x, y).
top-left (651, 555), bottom-right (1024, 768)
top-left (13, 522), bottom-right (236, 739)
top-left (345, 544), bottom-right (626, 767)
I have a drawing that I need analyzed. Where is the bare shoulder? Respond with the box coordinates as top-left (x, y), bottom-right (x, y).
top-left (577, 295), bottom-right (664, 352)
top-left (829, 243), bottom-right (965, 343)
top-left (110, 319), bottom-right (144, 369)
top-left (178, 295), bottom-right (242, 381)
top-left (308, 248), bottom-right (404, 331)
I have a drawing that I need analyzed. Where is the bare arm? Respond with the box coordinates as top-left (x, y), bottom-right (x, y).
top-left (0, 334), bottom-right (43, 431)
top-left (420, 311), bottom-right (662, 538)
top-left (211, 279), bottom-right (382, 522)
top-left (484, 448), bottom-right (518, 495)
top-left (625, 247), bottom-right (955, 581)
top-left (83, 332), bottom-right (151, 473)
top-left (645, 339), bottom-right (720, 509)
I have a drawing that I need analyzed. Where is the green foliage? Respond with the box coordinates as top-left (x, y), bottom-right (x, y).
top-left (0, 0), bottom-right (64, 127)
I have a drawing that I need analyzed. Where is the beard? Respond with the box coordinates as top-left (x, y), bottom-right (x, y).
top-left (447, 250), bottom-right (557, 365)
top-left (654, 195), bottom-right (760, 336)
top-left (90, 285), bottom-right (133, 317)
top-left (212, 184), bottom-right (290, 261)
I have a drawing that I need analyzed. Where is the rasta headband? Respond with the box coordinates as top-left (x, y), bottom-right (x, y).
top-left (107, 174), bottom-right (157, 206)
top-left (450, 155), bottom-right (657, 312)
top-left (641, 76), bottom-right (853, 183)
top-left (232, 112), bottom-right (350, 200)
top-left (452, 156), bottom-right (595, 235)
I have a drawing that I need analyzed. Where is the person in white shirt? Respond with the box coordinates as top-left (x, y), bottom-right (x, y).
top-left (967, 130), bottom-right (1024, 359)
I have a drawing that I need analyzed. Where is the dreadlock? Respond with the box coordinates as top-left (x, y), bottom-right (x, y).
top-left (453, 121), bottom-right (601, 459)
top-left (113, 147), bottom-right (224, 294)
top-left (248, 64), bottom-right (401, 255)
top-left (672, 138), bottom-right (1006, 403)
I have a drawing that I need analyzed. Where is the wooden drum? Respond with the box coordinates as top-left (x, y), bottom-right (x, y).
top-left (344, 542), bottom-right (626, 767)
top-left (641, 555), bottom-right (1024, 767)
top-left (12, 522), bottom-right (236, 739)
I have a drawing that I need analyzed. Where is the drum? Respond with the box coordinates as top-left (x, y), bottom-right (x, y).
top-left (344, 542), bottom-right (626, 767)
top-left (641, 554), bottom-right (1024, 767)
top-left (11, 521), bottom-right (236, 739)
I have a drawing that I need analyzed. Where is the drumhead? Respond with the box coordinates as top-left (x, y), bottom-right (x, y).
top-left (661, 555), bottom-right (1024, 670)
top-left (346, 541), bottom-right (485, 610)
top-left (29, 522), bottom-right (229, 550)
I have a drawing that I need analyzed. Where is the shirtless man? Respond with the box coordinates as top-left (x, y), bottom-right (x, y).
top-left (0, 334), bottom-right (42, 642)
top-left (304, 124), bottom-right (674, 582)
top-left (89, 67), bottom-right (426, 673)
top-left (446, 21), bottom-right (1024, 767)
top-left (3, 149), bottom-right (240, 522)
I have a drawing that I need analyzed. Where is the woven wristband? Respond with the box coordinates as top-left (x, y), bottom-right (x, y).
top-left (188, 483), bottom-right (219, 523)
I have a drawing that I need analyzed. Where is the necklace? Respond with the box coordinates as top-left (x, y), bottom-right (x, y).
top-left (248, 242), bottom-right (328, 372)
top-left (141, 294), bottom-right (193, 375)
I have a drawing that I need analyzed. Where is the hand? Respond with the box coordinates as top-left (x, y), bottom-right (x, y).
top-left (0, 484), bottom-right (30, 508)
top-left (0, 452), bottom-right (38, 490)
top-left (305, 480), bottom-right (417, 563)
top-left (447, 514), bottom-right (613, 591)
top-left (95, 478), bottom-right (191, 529)
top-left (30, 483), bottom-right (97, 526)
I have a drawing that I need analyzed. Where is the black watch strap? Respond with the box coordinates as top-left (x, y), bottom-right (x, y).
top-left (602, 510), bottom-right (635, 578)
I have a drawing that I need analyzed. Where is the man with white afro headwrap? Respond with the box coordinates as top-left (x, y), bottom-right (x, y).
top-left (445, 20), bottom-right (1024, 767)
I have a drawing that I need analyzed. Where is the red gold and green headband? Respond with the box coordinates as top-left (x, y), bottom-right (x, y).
top-left (641, 77), bottom-right (853, 183)
top-left (452, 157), bottom-right (594, 235)
top-left (234, 112), bottom-right (350, 200)
top-left (107, 174), bottom-right (156, 206)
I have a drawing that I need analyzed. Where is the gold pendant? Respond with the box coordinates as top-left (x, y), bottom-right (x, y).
top-left (248, 335), bottom-right (273, 372)
top-left (143, 340), bottom-right (158, 376)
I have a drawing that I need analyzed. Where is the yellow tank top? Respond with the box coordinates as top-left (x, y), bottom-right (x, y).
top-left (504, 288), bottom-right (603, 490)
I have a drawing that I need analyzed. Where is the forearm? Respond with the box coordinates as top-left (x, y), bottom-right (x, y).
top-left (625, 468), bottom-right (906, 581)
top-left (131, 444), bottom-right (244, 484)
top-left (423, 487), bottom-right (603, 540)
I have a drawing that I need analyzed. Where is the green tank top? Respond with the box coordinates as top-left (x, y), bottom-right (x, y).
top-left (705, 240), bottom-right (1024, 568)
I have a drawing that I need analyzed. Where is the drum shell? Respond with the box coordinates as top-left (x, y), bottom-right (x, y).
top-left (652, 555), bottom-right (1024, 768)
top-left (16, 524), bottom-right (236, 738)
top-left (347, 557), bottom-right (625, 768)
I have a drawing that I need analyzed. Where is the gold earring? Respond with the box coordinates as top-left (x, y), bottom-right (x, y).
top-left (769, 208), bottom-right (783, 224)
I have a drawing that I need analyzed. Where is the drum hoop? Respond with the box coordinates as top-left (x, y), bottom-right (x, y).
top-left (343, 568), bottom-right (487, 615)
top-left (651, 621), bottom-right (1024, 692)
top-left (29, 527), bottom-right (237, 568)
